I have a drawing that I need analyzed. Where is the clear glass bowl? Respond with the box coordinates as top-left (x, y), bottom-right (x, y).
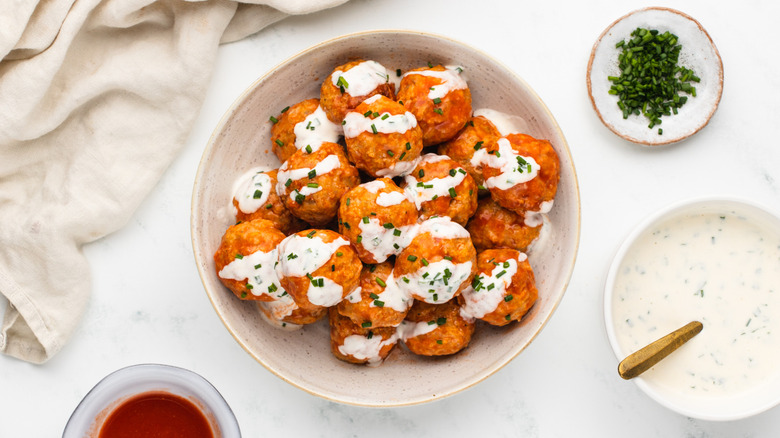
top-left (63, 363), bottom-right (241, 437)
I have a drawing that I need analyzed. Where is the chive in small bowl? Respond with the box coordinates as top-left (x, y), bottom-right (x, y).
top-left (587, 7), bottom-right (723, 146)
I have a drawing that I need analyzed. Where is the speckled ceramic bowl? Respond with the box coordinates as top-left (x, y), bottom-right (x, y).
top-left (587, 7), bottom-right (723, 146)
top-left (191, 30), bottom-right (580, 406)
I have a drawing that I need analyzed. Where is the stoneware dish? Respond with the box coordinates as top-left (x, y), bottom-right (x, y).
top-left (604, 197), bottom-right (780, 420)
top-left (587, 7), bottom-right (723, 146)
top-left (191, 30), bottom-right (581, 407)
top-left (63, 363), bottom-right (241, 437)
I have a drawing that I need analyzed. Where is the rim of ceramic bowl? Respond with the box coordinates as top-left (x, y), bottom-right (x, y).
top-left (603, 195), bottom-right (780, 420)
top-left (586, 7), bottom-right (724, 146)
top-left (63, 363), bottom-right (241, 437)
top-left (191, 29), bottom-right (581, 407)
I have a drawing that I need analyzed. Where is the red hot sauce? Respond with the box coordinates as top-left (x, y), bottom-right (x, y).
top-left (98, 391), bottom-right (214, 438)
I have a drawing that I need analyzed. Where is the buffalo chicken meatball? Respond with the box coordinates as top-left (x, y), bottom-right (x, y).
top-left (400, 300), bottom-right (475, 356)
top-left (466, 197), bottom-right (542, 252)
top-left (437, 114), bottom-right (501, 188)
top-left (320, 60), bottom-right (396, 124)
top-left (401, 153), bottom-right (478, 226)
top-left (338, 178), bottom-right (418, 264)
top-left (277, 229), bottom-right (361, 312)
top-left (342, 95), bottom-right (423, 177)
top-left (479, 133), bottom-right (560, 216)
top-left (394, 217), bottom-right (477, 304)
top-left (269, 98), bottom-right (341, 163)
top-left (276, 141), bottom-right (360, 227)
top-left (232, 168), bottom-right (306, 235)
top-left (338, 261), bottom-right (413, 328)
top-left (213, 219), bottom-right (287, 301)
top-left (459, 248), bottom-right (538, 326)
top-left (328, 307), bottom-right (399, 366)
top-left (397, 65), bottom-right (472, 146)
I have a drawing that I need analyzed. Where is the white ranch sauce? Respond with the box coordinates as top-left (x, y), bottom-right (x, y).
top-left (276, 154), bottom-right (341, 197)
top-left (331, 60), bottom-right (390, 97)
top-left (479, 138), bottom-right (540, 191)
top-left (276, 233), bottom-right (351, 307)
top-left (233, 169), bottom-right (272, 214)
top-left (403, 154), bottom-right (467, 209)
top-left (357, 217), bottom-right (417, 263)
top-left (342, 102), bottom-right (418, 139)
top-left (613, 210), bottom-right (780, 398)
top-left (460, 253), bottom-right (526, 320)
top-left (402, 65), bottom-right (467, 100)
top-left (218, 248), bottom-right (286, 300)
top-left (293, 105), bottom-right (341, 152)
top-left (472, 108), bottom-right (529, 136)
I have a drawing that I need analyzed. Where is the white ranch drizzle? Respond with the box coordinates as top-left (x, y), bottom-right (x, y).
top-left (372, 271), bottom-right (413, 313)
top-left (480, 138), bottom-right (540, 191)
top-left (417, 216), bottom-right (470, 239)
top-left (277, 233), bottom-right (351, 307)
top-left (331, 60), bottom-right (390, 97)
top-left (396, 319), bottom-right (438, 341)
top-left (613, 210), bottom-right (780, 397)
top-left (276, 154), bottom-right (341, 196)
top-left (402, 65), bottom-right (467, 100)
top-left (460, 253), bottom-right (526, 320)
top-left (361, 179), bottom-right (386, 194)
top-left (218, 248), bottom-right (286, 300)
top-left (337, 333), bottom-right (397, 367)
top-left (376, 190), bottom-right (408, 207)
top-left (288, 185), bottom-right (322, 202)
top-left (524, 200), bottom-right (554, 227)
top-left (257, 298), bottom-right (301, 331)
top-left (357, 217), bottom-right (417, 263)
top-left (376, 156), bottom-right (421, 178)
top-left (403, 154), bottom-right (467, 209)
top-left (345, 286), bottom-right (362, 303)
top-left (342, 105), bottom-right (418, 139)
top-left (398, 257), bottom-right (473, 304)
top-left (233, 168), bottom-right (272, 214)
top-left (293, 105), bottom-right (341, 152)
top-left (472, 108), bottom-right (529, 136)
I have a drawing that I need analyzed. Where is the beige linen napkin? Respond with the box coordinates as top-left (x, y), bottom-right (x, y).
top-left (0, 0), bottom-right (347, 364)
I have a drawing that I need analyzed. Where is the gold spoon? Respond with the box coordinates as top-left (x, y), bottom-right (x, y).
top-left (618, 321), bottom-right (703, 380)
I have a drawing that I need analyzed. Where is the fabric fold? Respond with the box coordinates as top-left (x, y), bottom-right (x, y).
top-left (0, 0), bottom-right (348, 364)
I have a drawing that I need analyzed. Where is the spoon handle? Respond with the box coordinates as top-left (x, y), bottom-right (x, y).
top-left (618, 321), bottom-right (703, 380)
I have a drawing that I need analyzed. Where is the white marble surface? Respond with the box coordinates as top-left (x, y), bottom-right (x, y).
top-left (3, 0), bottom-right (780, 436)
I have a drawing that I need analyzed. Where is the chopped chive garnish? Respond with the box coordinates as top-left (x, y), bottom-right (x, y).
top-left (357, 235), bottom-right (362, 243)
top-left (374, 300), bottom-right (385, 307)
top-left (421, 258), bottom-right (429, 266)
top-left (405, 142), bottom-right (411, 150)
top-left (371, 124), bottom-right (378, 134)
top-left (265, 204), bottom-right (273, 209)
top-left (308, 169), bottom-right (316, 179)
top-left (275, 139), bottom-right (284, 147)
top-left (387, 150), bottom-right (394, 157)
top-left (306, 230), bottom-right (316, 238)
top-left (363, 217), bottom-right (369, 224)
top-left (306, 182), bottom-right (319, 188)
top-left (285, 178), bottom-right (292, 187)
top-left (418, 169), bottom-right (425, 178)
top-left (448, 187), bottom-right (457, 198)
top-left (449, 169), bottom-right (456, 177)
top-left (434, 108), bottom-right (443, 115)
top-left (295, 193), bottom-right (305, 204)
top-left (305, 145), bottom-right (313, 153)
top-left (336, 251), bottom-right (343, 257)
top-left (253, 190), bottom-right (263, 199)
top-left (375, 277), bottom-right (387, 287)
top-left (269, 116), bottom-right (278, 124)
top-left (383, 223), bottom-right (394, 229)
top-left (433, 97), bottom-right (442, 104)
top-left (407, 255), bottom-right (418, 262)
top-left (381, 114), bottom-right (389, 120)
top-left (235, 254), bottom-right (243, 259)
top-left (504, 295), bottom-right (514, 302)
top-left (361, 321), bottom-right (372, 328)
top-left (393, 229), bottom-right (401, 236)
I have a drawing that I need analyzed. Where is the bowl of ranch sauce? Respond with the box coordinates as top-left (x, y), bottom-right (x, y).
top-left (604, 197), bottom-right (780, 420)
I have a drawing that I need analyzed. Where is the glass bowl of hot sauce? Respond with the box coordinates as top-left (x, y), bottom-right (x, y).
top-left (63, 364), bottom-right (241, 438)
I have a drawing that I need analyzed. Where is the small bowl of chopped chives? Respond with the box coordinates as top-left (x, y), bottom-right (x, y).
top-left (587, 7), bottom-right (723, 146)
